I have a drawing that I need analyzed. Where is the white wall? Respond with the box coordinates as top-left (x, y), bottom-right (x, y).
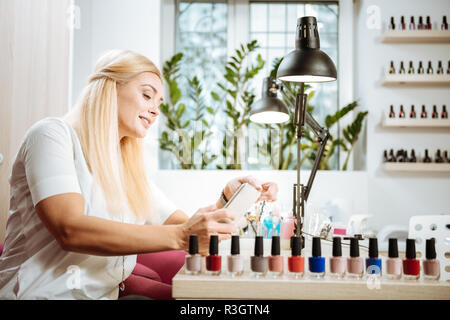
top-left (353, 0), bottom-right (450, 231)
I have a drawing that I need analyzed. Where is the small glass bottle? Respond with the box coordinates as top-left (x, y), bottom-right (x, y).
top-left (407, 61), bottom-right (415, 74)
top-left (403, 239), bottom-right (420, 280)
top-left (420, 105), bottom-right (427, 118)
top-left (399, 61), bottom-right (406, 74)
top-left (400, 16), bottom-right (406, 30)
top-left (288, 235), bottom-right (305, 279)
top-left (308, 237), bottom-right (325, 279)
top-left (432, 105), bottom-right (439, 118)
top-left (423, 238), bottom-right (440, 281)
top-left (388, 61), bottom-right (396, 74)
top-left (206, 235), bottom-right (222, 275)
top-left (365, 238), bottom-right (382, 277)
top-left (409, 149), bottom-right (417, 162)
top-left (329, 237), bottom-right (346, 278)
top-left (417, 61), bottom-right (424, 74)
top-left (389, 16), bottom-right (395, 30)
top-left (435, 149), bottom-right (443, 163)
top-left (427, 61), bottom-right (434, 74)
top-left (227, 235), bottom-right (244, 277)
top-left (410, 105), bottom-right (416, 118)
top-left (346, 238), bottom-right (364, 279)
top-left (388, 105), bottom-right (395, 118)
top-left (185, 235), bottom-right (202, 275)
top-left (385, 238), bottom-right (402, 280)
top-left (418, 16), bottom-right (424, 30)
top-left (409, 16), bottom-right (415, 30)
top-left (268, 236), bottom-right (283, 277)
top-left (383, 150), bottom-right (388, 163)
top-left (399, 105), bottom-right (406, 118)
top-left (442, 16), bottom-right (448, 30)
top-left (251, 236), bottom-right (268, 278)
top-left (388, 149), bottom-right (397, 162)
top-left (437, 61), bottom-right (444, 74)
top-left (426, 16), bottom-right (432, 30)
top-left (441, 105), bottom-right (448, 119)
top-left (423, 149), bottom-right (432, 163)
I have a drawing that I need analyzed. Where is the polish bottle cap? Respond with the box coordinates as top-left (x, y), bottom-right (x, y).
top-left (388, 238), bottom-right (399, 258)
top-left (426, 238), bottom-right (437, 259)
top-left (312, 237), bottom-right (322, 257)
top-left (350, 238), bottom-right (360, 257)
top-left (231, 235), bottom-right (240, 255)
top-left (209, 234), bottom-right (219, 255)
top-left (368, 238), bottom-right (378, 258)
top-left (271, 236), bottom-right (280, 256)
top-left (254, 236), bottom-right (264, 257)
top-left (332, 237), bottom-right (342, 257)
top-left (189, 234), bottom-right (198, 255)
top-left (291, 235), bottom-right (302, 256)
top-left (405, 238), bottom-right (416, 259)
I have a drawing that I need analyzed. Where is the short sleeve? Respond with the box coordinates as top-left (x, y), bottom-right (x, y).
top-left (149, 181), bottom-right (177, 225)
top-left (23, 118), bottom-right (82, 206)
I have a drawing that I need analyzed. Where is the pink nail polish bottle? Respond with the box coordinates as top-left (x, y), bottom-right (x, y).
top-left (423, 238), bottom-right (440, 281)
top-left (346, 238), bottom-right (364, 279)
top-left (329, 237), bottom-right (346, 278)
top-left (227, 235), bottom-right (244, 277)
top-left (385, 238), bottom-right (402, 280)
top-left (185, 235), bottom-right (202, 275)
top-left (268, 236), bottom-right (283, 277)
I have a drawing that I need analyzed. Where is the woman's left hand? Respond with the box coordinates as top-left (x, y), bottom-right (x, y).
top-left (222, 175), bottom-right (278, 205)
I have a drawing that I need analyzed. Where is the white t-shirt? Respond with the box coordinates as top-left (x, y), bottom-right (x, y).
top-left (0, 117), bottom-right (177, 299)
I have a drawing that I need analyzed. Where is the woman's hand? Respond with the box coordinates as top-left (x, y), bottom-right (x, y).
top-left (178, 204), bottom-right (238, 255)
top-left (219, 175), bottom-right (279, 208)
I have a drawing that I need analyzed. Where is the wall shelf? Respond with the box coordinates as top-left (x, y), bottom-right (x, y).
top-left (382, 162), bottom-right (450, 172)
top-left (381, 74), bottom-right (450, 86)
top-left (380, 30), bottom-right (450, 43)
top-left (381, 118), bottom-right (450, 128)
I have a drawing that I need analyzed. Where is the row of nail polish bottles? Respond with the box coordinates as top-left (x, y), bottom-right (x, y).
top-left (388, 105), bottom-right (448, 119)
top-left (388, 60), bottom-right (450, 75)
top-left (388, 16), bottom-right (448, 30)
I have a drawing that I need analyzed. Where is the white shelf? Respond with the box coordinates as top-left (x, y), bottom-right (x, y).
top-left (380, 30), bottom-right (450, 43)
top-left (382, 162), bottom-right (450, 172)
top-left (381, 74), bottom-right (450, 86)
top-left (382, 118), bottom-right (450, 128)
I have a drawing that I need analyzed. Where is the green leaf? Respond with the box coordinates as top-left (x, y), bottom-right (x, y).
top-left (175, 104), bottom-right (186, 119)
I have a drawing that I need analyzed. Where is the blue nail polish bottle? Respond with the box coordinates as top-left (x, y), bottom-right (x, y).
top-left (366, 238), bottom-right (382, 276)
top-left (308, 237), bottom-right (325, 278)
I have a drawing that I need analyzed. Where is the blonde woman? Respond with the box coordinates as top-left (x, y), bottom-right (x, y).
top-left (0, 50), bottom-right (278, 300)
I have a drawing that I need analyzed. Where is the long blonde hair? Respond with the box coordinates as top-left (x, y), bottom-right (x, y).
top-left (67, 50), bottom-right (160, 222)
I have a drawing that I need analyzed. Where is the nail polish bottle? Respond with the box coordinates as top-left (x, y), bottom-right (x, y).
top-left (288, 235), bottom-right (305, 279)
top-left (437, 61), bottom-right (444, 74)
top-left (410, 105), bottom-right (416, 118)
top-left (347, 238), bottom-right (364, 279)
top-left (251, 236), bottom-right (268, 277)
top-left (435, 149), bottom-right (444, 163)
top-left (423, 238), bottom-right (440, 280)
top-left (227, 235), bottom-right (243, 277)
top-left (396, 149), bottom-right (405, 162)
top-left (441, 105), bottom-right (448, 119)
top-left (442, 15), bottom-right (448, 30)
top-left (389, 16), bottom-right (395, 30)
top-left (385, 238), bottom-right (402, 280)
top-left (423, 149), bottom-right (432, 163)
top-left (365, 238), bottom-right (382, 276)
top-left (409, 149), bottom-right (417, 162)
top-left (399, 105), bottom-right (405, 118)
top-left (388, 149), bottom-right (397, 162)
top-left (329, 237), bottom-right (346, 278)
top-left (426, 16), bottom-right (432, 30)
top-left (383, 150), bottom-right (388, 162)
top-left (206, 235), bottom-right (221, 275)
top-left (417, 61), bottom-right (424, 74)
top-left (444, 150), bottom-right (450, 163)
top-left (388, 105), bottom-right (395, 118)
top-left (388, 61), bottom-right (395, 74)
top-left (308, 237), bottom-right (325, 278)
top-left (418, 16), bottom-right (424, 30)
top-left (447, 61), bottom-right (450, 74)
top-left (399, 61), bottom-right (406, 74)
top-left (432, 105), bottom-right (439, 119)
top-left (403, 239), bottom-right (420, 280)
top-left (400, 16), bottom-right (406, 30)
top-left (409, 16), bottom-right (415, 30)
top-left (420, 105), bottom-right (427, 118)
top-left (268, 236), bottom-right (283, 277)
top-left (427, 61), bottom-right (434, 74)
top-left (185, 235), bottom-right (202, 275)
top-left (407, 61), bottom-right (415, 74)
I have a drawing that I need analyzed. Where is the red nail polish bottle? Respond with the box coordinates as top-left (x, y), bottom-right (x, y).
top-left (206, 235), bottom-right (221, 275)
top-left (288, 236), bottom-right (304, 279)
top-left (402, 239), bottom-right (420, 280)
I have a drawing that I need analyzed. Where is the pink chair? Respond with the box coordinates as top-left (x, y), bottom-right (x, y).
top-left (0, 242), bottom-right (186, 300)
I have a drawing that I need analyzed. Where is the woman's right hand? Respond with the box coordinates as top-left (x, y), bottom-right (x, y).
top-left (178, 204), bottom-right (238, 255)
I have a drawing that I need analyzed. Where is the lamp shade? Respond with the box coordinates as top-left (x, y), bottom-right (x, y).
top-left (277, 16), bottom-right (337, 83)
top-left (250, 77), bottom-right (290, 124)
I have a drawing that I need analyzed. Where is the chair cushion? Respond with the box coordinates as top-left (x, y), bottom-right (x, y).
top-left (132, 262), bottom-right (161, 282)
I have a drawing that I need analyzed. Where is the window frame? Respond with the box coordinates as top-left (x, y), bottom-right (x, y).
top-left (158, 0), bottom-right (355, 170)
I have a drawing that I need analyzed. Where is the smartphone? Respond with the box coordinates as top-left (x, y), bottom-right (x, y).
top-left (219, 183), bottom-right (261, 223)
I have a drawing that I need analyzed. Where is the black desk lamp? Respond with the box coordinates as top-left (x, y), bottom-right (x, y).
top-left (250, 16), bottom-right (337, 245)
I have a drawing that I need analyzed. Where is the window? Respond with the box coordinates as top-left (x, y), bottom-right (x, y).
top-left (159, 0), bottom-right (340, 170)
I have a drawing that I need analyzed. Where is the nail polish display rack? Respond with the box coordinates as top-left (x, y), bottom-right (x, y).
top-left (173, 240), bottom-right (450, 300)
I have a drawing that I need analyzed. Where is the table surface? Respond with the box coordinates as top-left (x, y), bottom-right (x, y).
top-left (172, 252), bottom-right (450, 300)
